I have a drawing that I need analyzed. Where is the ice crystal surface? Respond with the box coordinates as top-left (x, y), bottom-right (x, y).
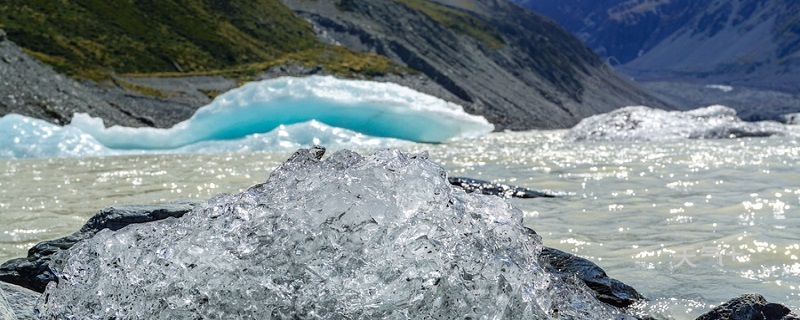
top-left (566, 105), bottom-right (786, 141)
top-left (0, 286), bottom-right (16, 320)
top-left (39, 148), bottom-right (616, 319)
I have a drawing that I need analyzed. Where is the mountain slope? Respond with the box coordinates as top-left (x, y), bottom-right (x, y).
top-left (0, 0), bottom-right (402, 79)
top-left (0, 32), bottom-right (165, 127)
top-left (280, 0), bottom-right (667, 130)
top-left (1, 0), bottom-right (666, 130)
top-left (515, 0), bottom-right (800, 93)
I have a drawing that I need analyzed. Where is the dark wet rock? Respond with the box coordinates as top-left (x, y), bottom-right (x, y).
top-left (0, 201), bottom-right (200, 293)
top-left (696, 294), bottom-right (798, 320)
top-left (0, 282), bottom-right (39, 320)
top-left (448, 176), bottom-right (556, 199)
top-left (0, 29), bottom-right (6, 42)
top-left (538, 247), bottom-right (645, 308)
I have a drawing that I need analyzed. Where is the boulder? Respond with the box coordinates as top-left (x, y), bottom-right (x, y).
top-left (696, 294), bottom-right (798, 320)
top-left (538, 247), bottom-right (644, 308)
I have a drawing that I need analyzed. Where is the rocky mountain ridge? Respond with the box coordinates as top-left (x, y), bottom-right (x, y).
top-left (515, 0), bottom-right (800, 93)
top-left (1, 0), bottom-right (666, 130)
top-left (279, 0), bottom-right (667, 130)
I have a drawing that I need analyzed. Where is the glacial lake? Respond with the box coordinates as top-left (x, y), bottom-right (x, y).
top-left (1, 128), bottom-right (799, 319)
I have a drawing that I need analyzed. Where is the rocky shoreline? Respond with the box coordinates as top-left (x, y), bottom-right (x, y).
top-left (1, 147), bottom-right (797, 319)
top-left (0, 29), bottom-right (202, 129)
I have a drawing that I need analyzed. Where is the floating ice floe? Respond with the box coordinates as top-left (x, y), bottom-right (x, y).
top-left (38, 147), bottom-right (620, 319)
top-left (71, 75), bottom-right (493, 149)
top-left (0, 115), bottom-right (406, 159)
top-left (705, 84), bottom-right (734, 92)
top-left (565, 105), bottom-right (786, 141)
top-left (0, 76), bottom-right (494, 158)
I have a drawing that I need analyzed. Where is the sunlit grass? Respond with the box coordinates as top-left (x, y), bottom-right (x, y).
top-left (0, 0), bottom-right (409, 83)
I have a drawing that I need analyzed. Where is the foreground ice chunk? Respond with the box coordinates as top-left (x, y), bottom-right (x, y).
top-left (38, 148), bottom-right (616, 319)
top-left (0, 283), bottom-right (37, 320)
top-left (565, 105), bottom-right (786, 141)
top-left (71, 76), bottom-right (494, 149)
top-left (0, 286), bottom-right (16, 320)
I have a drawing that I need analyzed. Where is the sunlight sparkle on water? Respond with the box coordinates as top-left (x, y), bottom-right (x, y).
top-left (1, 130), bottom-right (799, 318)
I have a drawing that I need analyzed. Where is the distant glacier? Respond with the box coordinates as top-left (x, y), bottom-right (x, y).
top-left (0, 76), bottom-right (493, 158)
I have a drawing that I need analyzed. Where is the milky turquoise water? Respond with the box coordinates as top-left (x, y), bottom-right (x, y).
top-left (1, 129), bottom-right (798, 318)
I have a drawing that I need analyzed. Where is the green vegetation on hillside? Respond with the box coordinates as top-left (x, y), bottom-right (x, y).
top-left (123, 46), bottom-right (405, 83)
top-left (393, 0), bottom-right (504, 49)
top-left (0, 0), bottom-right (406, 80)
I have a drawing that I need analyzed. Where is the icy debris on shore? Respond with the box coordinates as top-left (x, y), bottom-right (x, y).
top-left (565, 105), bottom-right (786, 141)
top-left (38, 147), bottom-right (619, 319)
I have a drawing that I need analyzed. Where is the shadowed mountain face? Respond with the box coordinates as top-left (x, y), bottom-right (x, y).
top-left (280, 0), bottom-right (666, 130)
top-left (1, 0), bottom-right (665, 130)
top-left (516, 0), bottom-right (800, 93)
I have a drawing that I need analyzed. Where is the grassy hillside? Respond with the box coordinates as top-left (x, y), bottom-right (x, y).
top-left (392, 0), bottom-right (504, 49)
top-left (0, 0), bottom-right (405, 80)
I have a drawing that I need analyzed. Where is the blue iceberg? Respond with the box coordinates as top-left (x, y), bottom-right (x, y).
top-left (0, 76), bottom-right (494, 158)
top-left (0, 114), bottom-right (111, 159)
top-left (72, 76), bottom-right (494, 149)
top-left (0, 116), bottom-right (407, 159)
